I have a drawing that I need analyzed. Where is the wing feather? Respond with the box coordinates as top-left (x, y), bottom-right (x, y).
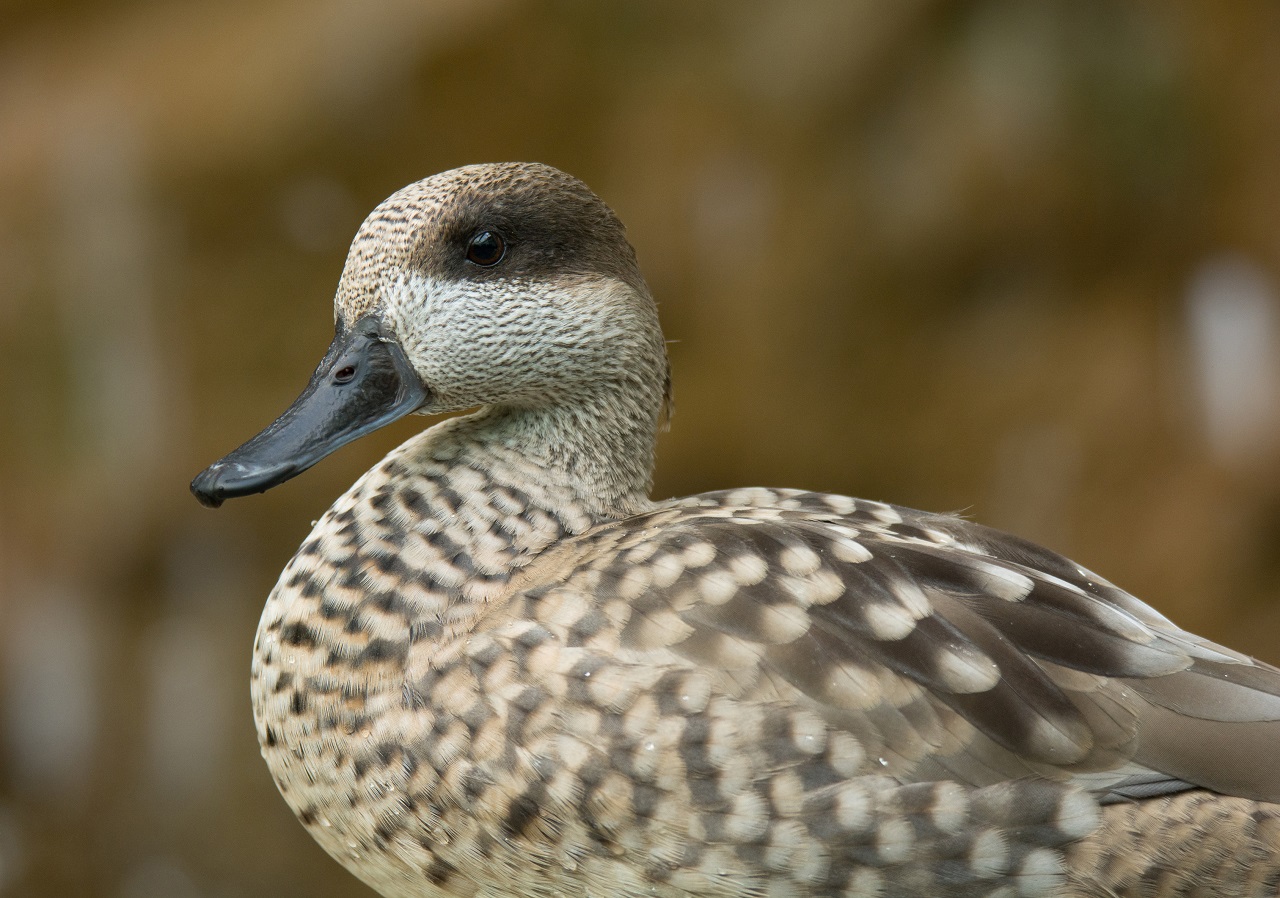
top-left (563, 492), bottom-right (1280, 802)
top-left (496, 490), bottom-right (1280, 894)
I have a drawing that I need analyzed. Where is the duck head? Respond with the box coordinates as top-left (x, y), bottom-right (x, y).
top-left (191, 162), bottom-right (667, 508)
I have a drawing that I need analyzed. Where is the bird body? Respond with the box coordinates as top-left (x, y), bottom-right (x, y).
top-left (194, 163), bottom-right (1280, 898)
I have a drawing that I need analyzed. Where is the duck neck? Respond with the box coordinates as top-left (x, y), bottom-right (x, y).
top-left (296, 378), bottom-right (668, 656)
top-left (434, 383), bottom-right (664, 522)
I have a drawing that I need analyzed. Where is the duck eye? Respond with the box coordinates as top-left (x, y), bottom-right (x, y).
top-left (466, 231), bottom-right (506, 267)
top-left (333, 365), bottom-right (356, 384)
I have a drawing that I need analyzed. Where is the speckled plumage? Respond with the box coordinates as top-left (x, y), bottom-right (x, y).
top-left (210, 163), bottom-right (1280, 898)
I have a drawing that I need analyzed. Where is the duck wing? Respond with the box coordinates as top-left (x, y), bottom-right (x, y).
top-left (488, 488), bottom-right (1280, 896)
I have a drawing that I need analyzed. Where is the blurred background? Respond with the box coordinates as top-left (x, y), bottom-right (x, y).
top-left (2, 1), bottom-right (1280, 895)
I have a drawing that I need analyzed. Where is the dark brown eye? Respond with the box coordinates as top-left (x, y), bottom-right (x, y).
top-left (466, 231), bottom-right (506, 267)
top-left (333, 364), bottom-right (356, 384)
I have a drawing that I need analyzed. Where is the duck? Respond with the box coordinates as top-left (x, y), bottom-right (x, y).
top-left (191, 162), bottom-right (1280, 898)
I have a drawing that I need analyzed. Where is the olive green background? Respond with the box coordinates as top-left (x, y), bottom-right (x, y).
top-left (3, 2), bottom-right (1280, 895)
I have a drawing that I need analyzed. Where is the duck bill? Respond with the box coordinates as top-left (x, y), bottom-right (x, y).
top-left (190, 316), bottom-right (427, 508)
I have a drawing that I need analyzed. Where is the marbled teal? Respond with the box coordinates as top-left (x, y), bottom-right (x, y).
top-left (193, 162), bottom-right (1280, 898)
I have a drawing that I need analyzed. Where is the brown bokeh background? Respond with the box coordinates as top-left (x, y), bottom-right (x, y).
top-left (3, 2), bottom-right (1280, 895)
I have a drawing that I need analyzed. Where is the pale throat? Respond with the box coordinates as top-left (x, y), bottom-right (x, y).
top-left (371, 272), bottom-right (668, 518)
